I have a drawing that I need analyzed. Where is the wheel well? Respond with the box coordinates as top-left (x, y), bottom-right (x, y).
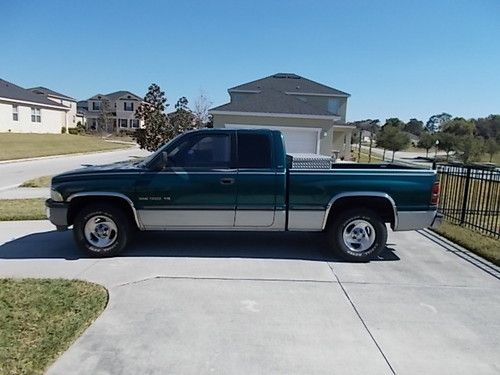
top-left (67, 196), bottom-right (138, 228)
top-left (326, 196), bottom-right (396, 228)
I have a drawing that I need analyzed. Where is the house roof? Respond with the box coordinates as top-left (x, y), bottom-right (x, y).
top-left (211, 88), bottom-right (335, 117)
top-left (211, 73), bottom-right (349, 117)
top-left (87, 91), bottom-right (142, 101)
top-left (29, 86), bottom-right (75, 101)
top-left (229, 73), bottom-right (350, 97)
top-left (0, 79), bottom-right (68, 109)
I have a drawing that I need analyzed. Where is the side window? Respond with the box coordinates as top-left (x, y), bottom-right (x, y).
top-left (170, 134), bottom-right (231, 169)
top-left (238, 133), bottom-right (272, 169)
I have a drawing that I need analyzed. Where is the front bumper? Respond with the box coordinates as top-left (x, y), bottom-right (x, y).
top-left (45, 199), bottom-right (69, 230)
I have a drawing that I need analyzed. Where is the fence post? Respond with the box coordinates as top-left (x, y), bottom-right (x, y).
top-left (460, 166), bottom-right (471, 225)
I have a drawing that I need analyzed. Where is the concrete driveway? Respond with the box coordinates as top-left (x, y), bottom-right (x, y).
top-left (0, 221), bottom-right (499, 375)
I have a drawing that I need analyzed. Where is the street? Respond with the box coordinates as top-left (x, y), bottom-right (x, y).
top-left (0, 221), bottom-right (499, 374)
top-left (0, 147), bottom-right (150, 191)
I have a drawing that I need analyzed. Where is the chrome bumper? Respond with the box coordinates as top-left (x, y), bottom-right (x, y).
top-left (45, 199), bottom-right (69, 231)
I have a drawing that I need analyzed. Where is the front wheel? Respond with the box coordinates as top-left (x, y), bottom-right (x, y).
top-left (73, 204), bottom-right (130, 257)
top-left (327, 208), bottom-right (387, 262)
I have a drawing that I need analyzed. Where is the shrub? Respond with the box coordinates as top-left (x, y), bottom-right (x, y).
top-left (68, 127), bottom-right (79, 135)
top-left (61, 127), bottom-right (66, 134)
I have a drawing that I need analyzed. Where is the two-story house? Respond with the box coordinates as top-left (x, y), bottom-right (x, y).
top-left (81, 91), bottom-right (144, 131)
top-left (209, 73), bottom-right (354, 157)
top-left (29, 86), bottom-right (78, 132)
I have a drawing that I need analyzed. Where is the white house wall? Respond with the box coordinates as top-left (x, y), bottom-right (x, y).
top-left (0, 101), bottom-right (66, 133)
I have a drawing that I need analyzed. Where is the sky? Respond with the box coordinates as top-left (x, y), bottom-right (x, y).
top-left (1, 0), bottom-right (499, 123)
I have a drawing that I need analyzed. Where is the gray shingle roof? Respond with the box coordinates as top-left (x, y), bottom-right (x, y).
top-left (29, 86), bottom-right (75, 101)
top-left (0, 79), bottom-right (68, 109)
top-left (211, 88), bottom-right (335, 116)
top-left (211, 73), bottom-right (349, 116)
top-left (229, 73), bottom-right (350, 97)
top-left (88, 91), bottom-right (142, 101)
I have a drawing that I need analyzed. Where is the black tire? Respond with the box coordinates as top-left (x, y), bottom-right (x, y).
top-left (327, 208), bottom-right (387, 262)
top-left (73, 203), bottom-right (130, 257)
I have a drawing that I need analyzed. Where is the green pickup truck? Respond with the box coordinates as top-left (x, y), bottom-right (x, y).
top-left (46, 128), bottom-right (442, 261)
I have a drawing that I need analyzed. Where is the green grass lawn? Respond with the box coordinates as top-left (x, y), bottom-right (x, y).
top-left (0, 133), bottom-right (131, 161)
top-left (432, 221), bottom-right (500, 266)
top-left (355, 151), bottom-right (384, 163)
top-left (0, 279), bottom-right (107, 375)
top-left (0, 199), bottom-right (46, 221)
top-left (19, 176), bottom-right (52, 188)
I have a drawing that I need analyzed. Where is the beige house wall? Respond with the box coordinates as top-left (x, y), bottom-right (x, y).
top-left (212, 113), bottom-right (352, 157)
top-left (0, 100), bottom-right (66, 133)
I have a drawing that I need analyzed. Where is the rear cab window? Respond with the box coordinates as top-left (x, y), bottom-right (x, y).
top-left (237, 132), bottom-right (273, 169)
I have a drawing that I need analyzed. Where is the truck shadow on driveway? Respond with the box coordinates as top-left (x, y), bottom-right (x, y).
top-left (0, 230), bottom-right (400, 262)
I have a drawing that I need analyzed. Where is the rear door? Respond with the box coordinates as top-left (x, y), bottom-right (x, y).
top-left (234, 130), bottom-right (278, 227)
top-left (136, 131), bottom-right (237, 229)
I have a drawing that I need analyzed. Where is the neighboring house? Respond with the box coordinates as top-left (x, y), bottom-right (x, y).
top-left (81, 91), bottom-right (144, 131)
top-left (0, 78), bottom-right (69, 134)
top-left (29, 86), bottom-right (78, 132)
top-left (209, 73), bottom-right (354, 157)
top-left (404, 132), bottom-right (420, 147)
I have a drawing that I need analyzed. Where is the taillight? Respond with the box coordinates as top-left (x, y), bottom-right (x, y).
top-left (431, 181), bottom-right (440, 206)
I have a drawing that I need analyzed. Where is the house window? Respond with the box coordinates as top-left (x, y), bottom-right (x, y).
top-left (119, 119), bottom-right (128, 128)
top-left (124, 102), bottom-right (134, 111)
top-left (92, 101), bottom-right (101, 110)
top-left (12, 105), bottom-right (18, 121)
top-left (130, 119), bottom-right (139, 128)
top-left (31, 108), bottom-right (41, 122)
top-left (327, 98), bottom-right (340, 114)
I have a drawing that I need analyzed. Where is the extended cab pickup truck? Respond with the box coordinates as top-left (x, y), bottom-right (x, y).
top-left (46, 129), bottom-right (442, 261)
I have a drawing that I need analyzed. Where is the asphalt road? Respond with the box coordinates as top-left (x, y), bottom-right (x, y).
top-left (0, 221), bottom-right (499, 374)
top-left (0, 147), bottom-right (150, 190)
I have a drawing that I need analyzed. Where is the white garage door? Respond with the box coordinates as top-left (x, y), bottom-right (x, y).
top-left (225, 124), bottom-right (320, 154)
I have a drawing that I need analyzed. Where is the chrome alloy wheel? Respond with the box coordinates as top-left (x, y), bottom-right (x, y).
top-left (83, 215), bottom-right (118, 249)
top-left (342, 219), bottom-right (376, 252)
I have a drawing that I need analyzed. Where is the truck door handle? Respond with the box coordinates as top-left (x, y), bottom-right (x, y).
top-left (220, 178), bottom-right (235, 185)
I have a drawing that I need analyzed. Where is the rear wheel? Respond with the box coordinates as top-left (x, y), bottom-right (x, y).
top-left (73, 204), bottom-right (130, 257)
top-left (327, 208), bottom-right (387, 262)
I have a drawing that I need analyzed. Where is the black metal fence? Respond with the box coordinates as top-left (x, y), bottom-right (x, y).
top-left (437, 163), bottom-right (500, 239)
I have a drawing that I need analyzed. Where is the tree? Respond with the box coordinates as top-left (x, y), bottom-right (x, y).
top-left (475, 115), bottom-right (500, 141)
top-left (436, 132), bottom-right (458, 160)
top-left (376, 125), bottom-right (410, 162)
top-left (98, 98), bottom-right (113, 134)
top-left (169, 97), bottom-right (196, 136)
top-left (485, 138), bottom-right (499, 163)
top-left (192, 92), bottom-right (213, 128)
top-left (404, 118), bottom-right (424, 136)
top-left (426, 113), bottom-right (452, 133)
top-left (455, 136), bottom-right (484, 164)
top-left (133, 83), bottom-right (170, 151)
top-left (417, 132), bottom-right (436, 157)
top-left (384, 117), bottom-right (405, 129)
top-left (441, 118), bottom-right (475, 137)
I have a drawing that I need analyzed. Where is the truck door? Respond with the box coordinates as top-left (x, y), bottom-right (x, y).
top-left (136, 132), bottom-right (237, 228)
top-left (234, 131), bottom-right (278, 227)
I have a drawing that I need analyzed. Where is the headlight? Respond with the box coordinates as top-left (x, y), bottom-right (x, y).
top-left (50, 189), bottom-right (64, 202)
